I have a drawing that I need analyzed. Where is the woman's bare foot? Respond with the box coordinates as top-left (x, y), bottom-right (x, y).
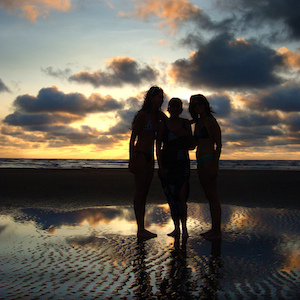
top-left (167, 229), bottom-right (180, 237)
top-left (201, 229), bottom-right (221, 240)
top-left (137, 229), bottom-right (157, 239)
top-left (200, 229), bottom-right (213, 237)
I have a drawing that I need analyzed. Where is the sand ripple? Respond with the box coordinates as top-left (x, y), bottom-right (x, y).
top-left (0, 203), bottom-right (299, 299)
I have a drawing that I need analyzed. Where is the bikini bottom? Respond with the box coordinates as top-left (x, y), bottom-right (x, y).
top-left (197, 154), bottom-right (214, 168)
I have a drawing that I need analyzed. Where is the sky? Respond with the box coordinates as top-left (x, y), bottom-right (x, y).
top-left (0, 0), bottom-right (300, 160)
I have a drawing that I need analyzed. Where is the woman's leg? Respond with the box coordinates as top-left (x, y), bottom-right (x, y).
top-left (179, 179), bottom-right (189, 237)
top-left (167, 211), bottom-right (180, 236)
top-left (133, 154), bottom-right (156, 237)
top-left (198, 162), bottom-right (221, 239)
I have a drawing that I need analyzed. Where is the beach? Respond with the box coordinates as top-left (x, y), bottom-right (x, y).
top-left (0, 168), bottom-right (299, 210)
top-left (0, 168), bottom-right (299, 299)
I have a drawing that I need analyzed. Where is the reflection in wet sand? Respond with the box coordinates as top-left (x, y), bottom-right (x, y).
top-left (0, 203), bottom-right (299, 299)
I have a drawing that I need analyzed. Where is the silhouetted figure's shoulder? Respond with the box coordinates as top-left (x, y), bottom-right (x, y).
top-left (159, 111), bottom-right (168, 121)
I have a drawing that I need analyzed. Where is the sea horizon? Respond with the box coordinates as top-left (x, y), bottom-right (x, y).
top-left (0, 158), bottom-right (299, 171)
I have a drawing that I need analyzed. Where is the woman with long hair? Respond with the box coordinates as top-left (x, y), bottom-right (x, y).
top-left (129, 86), bottom-right (166, 238)
top-left (189, 94), bottom-right (222, 240)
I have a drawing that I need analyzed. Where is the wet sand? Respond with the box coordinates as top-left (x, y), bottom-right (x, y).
top-left (0, 169), bottom-right (300, 300)
top-left (0, 203), bottom-right (299, 299)
top-left (0, 168), bottom-right (299, 210)
top-left (0, 168), bottom-right (299, 299)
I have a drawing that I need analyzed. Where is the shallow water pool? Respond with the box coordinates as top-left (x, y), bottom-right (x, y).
top-left (0, 203), bottom-right (299, 299)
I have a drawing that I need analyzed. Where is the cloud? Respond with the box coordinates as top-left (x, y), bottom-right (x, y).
top-left (169, 33), bottom-right (284, 90)
top-left (119, 0), bottom-right (232, 33)
top-left (215, 0), bottom-right (300, 41)
top-left (1, 86), bottom-right (127, 148)
top-left (231, 111), bottom-right (280, 128)
top-left (286, 113), bottom-right (300, 134)
top-left (0, 78), bottom-right (10, 93)
top-left (69, 56), bottom-right (158, 88)
top-left (207, 93), bottom-right (232, 117)
top-left (119, 0), bottom-right (199, 31)
top-left (105, 96), bottom-right (144, 135)
top-left (1, 121), bottom-right (119, 147)
top-left (241, 85), bottom-right (300, 112)
top-left (0, 0), bottom-right (72, 22)
top-left (278, 47), bottom-right (300, 70)
top-left (10, 86), bottom-right (123, 116)
top-left (41, 67), bottom-right (72, 80)
top-left (1, 86), bottom-right (145, 149)
top-left (3, 112), bottom-right (82, 126)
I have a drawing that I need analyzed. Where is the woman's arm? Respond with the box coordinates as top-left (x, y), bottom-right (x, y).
top-left (156, 122), bottom-right (164, 169)
top-left (129, 112), bottom-right (144, 172)
top-left (210, 118), bottom-right (222, 162)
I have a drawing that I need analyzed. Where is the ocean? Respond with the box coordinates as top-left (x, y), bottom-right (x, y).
top-left (0, 158), bottom-right (299, 170)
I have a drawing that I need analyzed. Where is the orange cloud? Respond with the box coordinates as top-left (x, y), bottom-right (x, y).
top-left (279, 47), bottom-right (300, 69)
top-left (119, 0), bottom-right (200, 32)
top-left (0, 0), bottom-right (72, 22)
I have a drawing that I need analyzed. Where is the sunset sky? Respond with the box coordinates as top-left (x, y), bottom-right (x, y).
top-left (0, 0), bottom-right (299, 160)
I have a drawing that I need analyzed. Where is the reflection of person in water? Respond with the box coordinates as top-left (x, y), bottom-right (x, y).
top-left (158, 236), bottom-right (192, 298)
top-left (129, 86), bottom-right (166, 239)
top-left (156, 98), bottom-right (192, 238)
top-left (132, 239), bottom-right (154, 298)
top-left (200, 239), bottom-right (223, 297)
top-left (189, 94), bottom-right (222, 240)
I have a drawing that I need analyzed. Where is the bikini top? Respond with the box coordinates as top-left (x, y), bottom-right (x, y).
top-left (194, 124), bottom-right (209, 139)
top-left (143, 114), bottom-right (155, 132)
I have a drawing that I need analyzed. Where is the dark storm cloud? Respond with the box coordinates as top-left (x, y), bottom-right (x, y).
top-left (11, 86), bottom-right (123, 116)
top-left (243, 85), bottom-right (300, 112)
top-left (69, 57), bottom-right (158, 88)
top-left (0, 78), bottom-right (10, 93)
top-left (170, 33), bottom-right (283, 90)
top-left (216, 0), bottom-right (300, 41)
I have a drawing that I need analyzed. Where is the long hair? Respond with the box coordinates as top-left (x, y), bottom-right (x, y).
top-left (189, 94), bottom-right (213, 121)
top-left (132, 86), bottom-right (164, 126)
top-left (140, 86), bottom-right (164, 113)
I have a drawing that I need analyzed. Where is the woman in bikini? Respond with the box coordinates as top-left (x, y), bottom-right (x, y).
top-left (189, 94), bottom-right (222, 240)
top-left (129, 86), bottom-right (166, 238)
top-left (156, 98), bottom-right (192, 238)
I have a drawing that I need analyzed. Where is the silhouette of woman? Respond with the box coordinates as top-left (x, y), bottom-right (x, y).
top-left (129, 86), bottom-right (166, 238)
top-left (189, 94), bottom-right (222, 240)
top-left (156, 98), bottom-right (192, 238)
